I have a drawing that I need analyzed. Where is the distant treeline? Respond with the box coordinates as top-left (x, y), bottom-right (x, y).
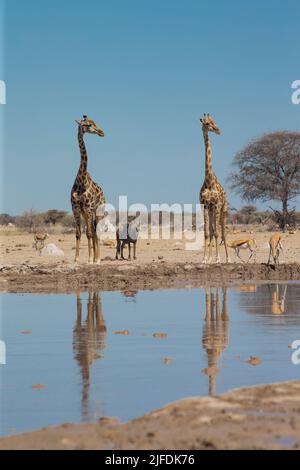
top-left (1, 205), bottom-right (300, 233)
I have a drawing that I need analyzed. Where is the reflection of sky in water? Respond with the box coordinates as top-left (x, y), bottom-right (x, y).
top-left (1, 283), bottom-right (300, 436)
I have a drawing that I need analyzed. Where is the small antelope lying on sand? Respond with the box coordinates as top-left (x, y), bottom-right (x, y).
top-left (116, 216), bottom-right (140, 261)
top-left (33, 233), bottom-right (48, 251)
top-left (268, 234), bottom-right (283, 265)
top-left (228, 238), bottom-right (257, 263)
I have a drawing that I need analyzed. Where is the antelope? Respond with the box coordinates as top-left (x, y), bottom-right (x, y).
top-left (33, 233), bottom-right (48, 251)
top-left (268, 234), bottom-right (283, 265)
top-left (228, 238), bottom-right (257, 263)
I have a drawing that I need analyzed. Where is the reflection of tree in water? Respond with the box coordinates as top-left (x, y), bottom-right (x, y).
top-left (202, 287), bottom-right (229, 396)
top-left (236, 284), bottom-right (297, 317)
top-left (73, 292), bottom-right (107, 421)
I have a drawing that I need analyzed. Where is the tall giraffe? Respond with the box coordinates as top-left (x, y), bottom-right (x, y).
top-left (199, 113), bottom-right (230, 263)
top-left (71, 115), bottom-right (106, 264)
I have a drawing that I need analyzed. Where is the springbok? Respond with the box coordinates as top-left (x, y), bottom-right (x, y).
top-left (33, 233), bottom-right (48, 251)
top-left (228, 238), bottom-right (257, 263)
top-left (268, 234), bottom-right (283, 265)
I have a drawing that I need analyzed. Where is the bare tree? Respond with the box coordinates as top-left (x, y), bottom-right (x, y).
top-left (229, 132), bottom-right (300, 231)
top-left (15, 209), bottom-right (43, 233)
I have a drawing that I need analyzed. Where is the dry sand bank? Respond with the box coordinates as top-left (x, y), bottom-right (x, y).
top-left (0, 381), bottom-right (299, 450)
top-left (1, 260), bottom-right (300, 294)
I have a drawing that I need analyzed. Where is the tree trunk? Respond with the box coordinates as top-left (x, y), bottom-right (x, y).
top-left (281, 198), bottom-right (288, 232)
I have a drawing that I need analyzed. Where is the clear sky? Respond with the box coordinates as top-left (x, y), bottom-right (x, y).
top-left (2, 0), bottom-right (300, 214)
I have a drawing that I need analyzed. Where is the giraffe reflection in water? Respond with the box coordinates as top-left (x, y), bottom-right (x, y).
top-left (73, 291), bottom-right (107, 421)
top-left (202, 287), bottom-right (229, 396)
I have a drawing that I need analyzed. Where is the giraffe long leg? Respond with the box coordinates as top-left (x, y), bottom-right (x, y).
top-left (94, 215), bottom-right (102, 265)
top-left (84, 214), bottom-right (94, 264)
top-left (92, 234), bottom-right (97, 263)
top-left (221, 204), bottom-right (231, 263)
top-left (203, 206), bottom-right (210, 264)
top-left (267, 247), bottom-right (271, 265)
top-left (73, 207), bottom-right (82, 263)
top-left (214, 207), bottom-right (221, 263)
top-left (208, 209), bottom-right (214, 263)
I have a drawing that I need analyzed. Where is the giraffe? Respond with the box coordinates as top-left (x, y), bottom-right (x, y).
top-left (71, 115), bottom-right (106, 264)
top-left (199, 113), bottom-right (230, 263)
top-left (202, 287), bottom-right (229, 396)
top-left (73, 291), bottom-right (107, 420)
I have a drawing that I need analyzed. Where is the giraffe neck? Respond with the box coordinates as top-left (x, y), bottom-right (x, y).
top-left (203, 128), bottom-right (214, 180)
top-left (77, 127), bottom-right (88, 180)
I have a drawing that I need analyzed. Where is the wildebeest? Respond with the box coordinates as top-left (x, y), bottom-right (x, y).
top-left (116, 214), bottom-right (140, 261)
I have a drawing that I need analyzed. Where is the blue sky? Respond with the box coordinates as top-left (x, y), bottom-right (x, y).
top-left (2, 0), bottom-right (300, 214)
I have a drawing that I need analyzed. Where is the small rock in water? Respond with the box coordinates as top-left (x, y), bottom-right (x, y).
top-left (163, 357), bottom-right (173, 365)
top-left (32, 383), bottom-right (46, 390)
top-left (153, 332), bottom-right (167, 338)
top-left (246, 356), bottom-right (262, 366)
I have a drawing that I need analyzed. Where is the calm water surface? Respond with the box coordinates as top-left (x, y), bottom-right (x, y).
top-left (1, 283), bottom-right (300, 436)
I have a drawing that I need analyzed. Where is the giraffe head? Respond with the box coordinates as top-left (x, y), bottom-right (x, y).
top-left (200, 114), bottom-right (221, 135)
top-left (75, 115), bottom-right (105, 137)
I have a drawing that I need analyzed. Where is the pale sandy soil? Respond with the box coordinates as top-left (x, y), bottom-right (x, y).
top-left (0, 228), bottom-right (299, 266)
top-left (0, 381), bottom-right (299, 450)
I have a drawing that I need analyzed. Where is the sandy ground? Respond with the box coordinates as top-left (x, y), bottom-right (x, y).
top-left (0, 380), bottom-right (300, 450)
top-left (1, 229), bottom-right (300, 292)
top-left (1, 229), bottom-right (299, 267)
